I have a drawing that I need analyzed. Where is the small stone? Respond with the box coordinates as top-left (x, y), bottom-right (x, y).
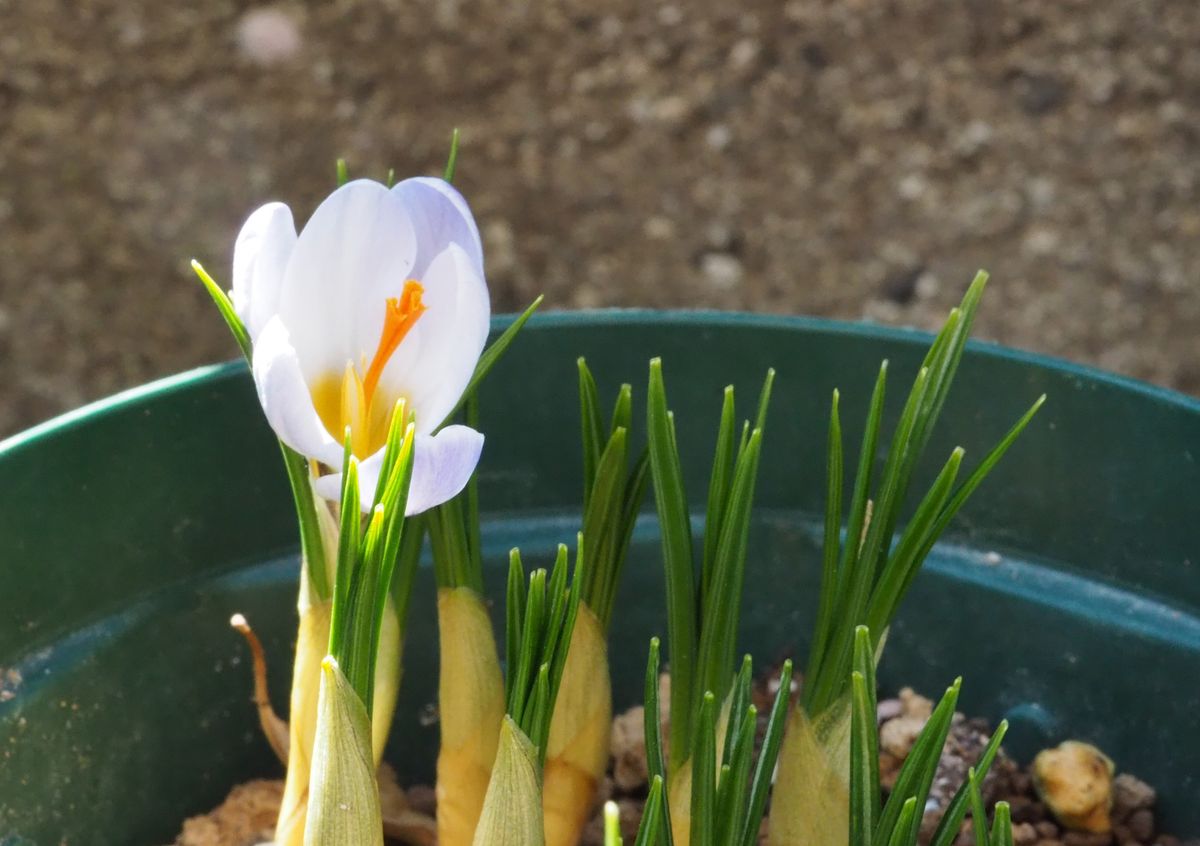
top-left (643, 216), bottom-right (676, 241)
top-left (704, 222), bottom-right (737, 252)
top-left (1037, 821), bottom-right (1062, 838)
top-left (705, 124), bottom-right (733, 150)
top-left (899, 687), bottom-right (934, 719)
top-left (1016, 72), bottom-right (1068, 115)
top-left (236, 7), bottom-right (303, 66)
top-left (656, 4), bottom-right (683, 26)
top-left (610, 705), bottom-right (648, 791)
top-left (405, 783), bottom-right (437, 816)
top-left (881, 266), bottom-right (923, 305)
top-left (1034, 741), bottom-right (1116, 833)
top-left (1023, 227), bottom-right (1062, 258)
top-left (877, 698), bottom-right (903, 722)
top-left (1062, 832), bottom-right (1113, 846)
top-left (878, 751), bottom-right (904, 790)
top-left (880, 714), bottom-right (927, 758)
top-left (729, 38), bottom-right (761, 73)
top-left (1011, 797), bottom-right (1050, 825)
top-left (897, 173), bottom-right (927, 200)
top-left (1015, 822), bottom-right (1040, 844)
top-left (1111, 774), bottom-right (1156, 817)
top-left (1127, 809), bottom-right (1154, 842)
top-left (653, 95), bottom-right (691, 126)
top-left (700, 252), bottom-right (743, 290)
top-left (953, 120), bottom-right (994, 158)
top-left (1083, 68), bottom-right (1120, 104)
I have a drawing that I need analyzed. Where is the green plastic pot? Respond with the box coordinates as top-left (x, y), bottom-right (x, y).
top-left (1, 311), bottom-right (1197, 844)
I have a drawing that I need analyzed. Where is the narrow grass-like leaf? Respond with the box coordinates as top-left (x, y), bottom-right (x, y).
top-left (634, 775), bottom-right (665, 846)
top-left (580, 429), bottom-right (628, 605)
top-left (865, 447), bottom-right (964, 637)
top-left (715, 703), bottom-right (756, 845)
top-left (610, 384), bottom-right (634, 440)
top-left (605, 801), bottom-right (622, 846)
top-left (690, 692), bottom-right (717, 846)
top-left (909, 272), bottom-right (987, 460)
top-left (647, 359), bottom-right (697, 768)
top-left (990, 802), bottom-right (1013, 846)
top-left (544, 540), bottom-right (584, 712)
top-left (579, 359), bottom-right (607, 502)
top-left (723, 656), bottom-right (753, 764)
top-left (465, 393), bottom-right (483, 577)
top-left (443, 128), bottom-right (461, 183)
top-left (886, 797), bottom-right (920, 846)
top-left (527, 662), bottom-right (552, 763)
top-left (451, 295), bottom-right (545, 420)
top-left (850, 627), bottom-right (880, 846)
top-left (968, 767), bottom-right (989, 846)
top-left (696, 428), bottom-right (763, 707)
top-left (737, 659), bottom-right (792, 846)
top-left (504, 549), bottom-right (525, 707)
top-left (191, 260), bottom-right (252, 357)
top-left (281, 443), bottom-right (331, 597)
top-left (806, 389), bottom-right (844, 698)
top-left (389, 514), bottom-right (425, 632)
top-left (597, 448), bottom-right (649, 627)
top-left (904, 396), bottom-right (1047, 599)
top-left (329, 443), bottom-right (360, 650)
top-left (805, 361), bottom-right (887, 713)
top-left (642, 638), bottom-right (675, 846)
top-left (850, 672), bottom-right (876, 846)
top-left (753, 369), bottom-right (775, 433)
top-left (501, 540), bottom-right (582, 769)
top-left (512, 567), bottom-right (547, 720)
top-left (428, 494), bottom-right (478, 591)
top-left (929, 720), bottom-right (1009, 846)
top-left (702, 386), bottom-right (738, 600)
top-left (875, 679), bottom-right (961, 846)
top-left (192, 259), bottom-right (334, 596)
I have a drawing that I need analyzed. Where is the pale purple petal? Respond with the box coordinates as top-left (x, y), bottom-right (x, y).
top-left (232, 202), bottom-right (297, 340)
top-left (376, 243), bottom-right (490, 434)
top-left (277, 180), bottom-right (417, 382)
top-left (391, 177), bottom-right (484, 279)
top-left (406, 425), bottom-right (484, 515)
top-left (311, 425), bottom-right (483, 514)
top-left (250, 317), bottom-right (343, 468)
top-left (311, 455), bottom-right (380, 514)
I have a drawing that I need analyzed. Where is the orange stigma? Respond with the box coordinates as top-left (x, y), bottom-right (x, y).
top-left (362, 280), bottom-right (426, 408)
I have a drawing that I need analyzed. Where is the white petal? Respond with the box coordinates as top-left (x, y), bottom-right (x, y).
top-left (232, 202), bottom-right (297, 340)
top-left (311, 454), bottom-right (381, 514)
top-left (251, 317), bottom-right (344, 468)
top-left (406, 426), bottom-right (485, 515)
top-left (311, 425), bottom-right (484, 515)
top-left (391, 177), bottom-right (483, 279)
top-left (376, 243), bottom-right (490, 434)
top-left (277, 180), bottom-right (418, 381)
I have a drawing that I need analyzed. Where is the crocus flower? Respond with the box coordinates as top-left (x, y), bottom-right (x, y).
top-left (231, 177), bottom-right (489, 514)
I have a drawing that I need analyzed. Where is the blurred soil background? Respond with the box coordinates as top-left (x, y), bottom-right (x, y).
top-left (2, 0), bottom-right (1199, 435)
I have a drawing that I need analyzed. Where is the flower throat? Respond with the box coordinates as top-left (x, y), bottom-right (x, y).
top-left (312, 280), bottom-right (426, 458)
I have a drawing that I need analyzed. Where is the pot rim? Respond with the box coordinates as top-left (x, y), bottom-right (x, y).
top-left (4, 308), bottom-right (1197, 456)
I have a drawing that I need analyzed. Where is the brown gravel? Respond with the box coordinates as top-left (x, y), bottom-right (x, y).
top-left (5, 0), bottom-right (1200, 436)
top-left (174, 689), bottom-right (1183, 846)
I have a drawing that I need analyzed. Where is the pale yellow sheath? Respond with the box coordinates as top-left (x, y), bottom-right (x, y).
top-left (436, 587), bottom-right (506, 846)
